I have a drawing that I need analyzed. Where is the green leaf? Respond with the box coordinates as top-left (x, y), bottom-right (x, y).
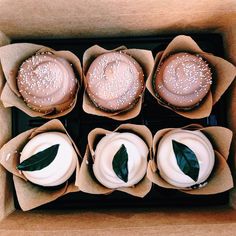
top-left (17, 144), bottom-right (60, 171)
top-left (112, 144), bottom-right (129, 183)
top-left (172, 140), bottom-right (199, 182)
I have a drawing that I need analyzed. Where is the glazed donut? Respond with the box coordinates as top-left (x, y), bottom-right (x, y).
top-left (93, 132), bottom-right (149, 188)
top-left (154, 53), bottom-right (212, 109)
top-left (17, 52), bottom-right (78, 114)
top-left (86, 52), bottom-right (144, 112)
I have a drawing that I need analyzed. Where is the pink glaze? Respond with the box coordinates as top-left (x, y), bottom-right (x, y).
top-left (154, 53), bottom-right (212, 109)
top-left (17, 52), bottom-right (78, 114)
top-left (86, 52), bottom-right (144, 112)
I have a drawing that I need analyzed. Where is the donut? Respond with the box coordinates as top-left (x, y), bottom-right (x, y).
top-left (20, 132), bottom-right (77, 187)
top-left (156, 129), bottom-right (215, 188)
top-left (154, 53), bottom-right (212, 109)
top-left (86, 52), bottom-right (144, 112)
top-left (17, 52), bottom-right (78, 114)
top-left (93, 132), bottom-right (149, 188)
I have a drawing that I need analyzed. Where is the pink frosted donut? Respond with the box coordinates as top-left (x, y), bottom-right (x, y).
top-left (17, 52), bottom-right (78, 114)
top-left (154, 53), bottom-right (212, 110)
top-left (86, 52), bottom-right (144, 112)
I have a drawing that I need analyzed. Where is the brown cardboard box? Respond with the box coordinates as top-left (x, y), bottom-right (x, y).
top-left (0, 0), bottom-right (236, 235)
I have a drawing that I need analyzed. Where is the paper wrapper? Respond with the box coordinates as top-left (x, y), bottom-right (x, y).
top-left (0, 43), bottom-right (82, 119)
top-left (146, 35), bottom-right (236, 119)
top-left (147, 125), bottom-right (234, 195)
top-left (82, 45), bottom-right (154, 120)
top-left (0, 119), bottom-right (81, 211)
top-left (78, 124), bottom-right (153, 197)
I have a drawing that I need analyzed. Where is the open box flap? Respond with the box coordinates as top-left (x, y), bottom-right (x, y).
top-left (0, 0), bottom-right (235, 38)
top-left (0, 32), bottom-right (14, 221)
top-left (0, 207), bottom-right (236, 235)
top-left (225, 25), bottom-right (236, 208)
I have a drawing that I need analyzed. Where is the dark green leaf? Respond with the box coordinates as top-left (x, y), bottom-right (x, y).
top-left (112, 144), bottom-right (128, 183)
top-left (17, 144), bottom-right (60, 171)
top-left (172, 140), bottom-right (199, 182)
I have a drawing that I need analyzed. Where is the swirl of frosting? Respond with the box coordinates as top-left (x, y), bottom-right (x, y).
top-left (86, 52), bottom-right (144, 112)
top-left (154, 53), bottom-right (212, 109)
top-left (93, 132), bottom-right (149, 188)
top-left (156, 129), bottom-right (215, 188)
top-left (17, 53), bottom-right (78, 114)
top-left (20, 132), bottom-right (77, 187)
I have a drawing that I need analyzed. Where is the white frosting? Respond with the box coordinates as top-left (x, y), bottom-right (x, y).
top-left (93, 132), bottom-right (149, 188)
top-left (156, 130), bottom-right (215, 188)
top-left (20, 132), bottom-right (77, 187)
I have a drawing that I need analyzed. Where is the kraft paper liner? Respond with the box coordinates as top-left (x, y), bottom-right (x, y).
top-left (78, 124), bottom-right (153, 197)
top-left (82, 45), bottom-right (154, 121)
top-left (0, 119), bottom-right (81, 211)
top-left (147, 125), bottom-right (234, 195)
top-left (146, 35), bottom-right (236, 119)
top-left (0, 43), bottom-right (83, 119)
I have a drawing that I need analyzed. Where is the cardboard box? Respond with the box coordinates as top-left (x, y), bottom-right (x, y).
top-left (0, 0), bottom-right (236, 235)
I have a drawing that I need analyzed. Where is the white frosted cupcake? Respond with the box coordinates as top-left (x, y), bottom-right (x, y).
top-left (156, 129), bottom-right (215, 188)
top-left (93, 132), bottom-right (149, 188)
top-left (19, 132), bottom-right (77, 187)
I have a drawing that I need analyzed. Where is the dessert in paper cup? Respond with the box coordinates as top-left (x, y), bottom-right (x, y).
top-left (78, 124), bottom-right (153, 197)
top-left (0, 43), bottom-right (82, 118)
top-left (147, 125), bottom-right (234, 194)
top-left (146, 35), bottom-right (236, 119)
top-left (0, 119), bottom-right (80, 211)
top-left (82, 45), bottom-right (154, 120)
